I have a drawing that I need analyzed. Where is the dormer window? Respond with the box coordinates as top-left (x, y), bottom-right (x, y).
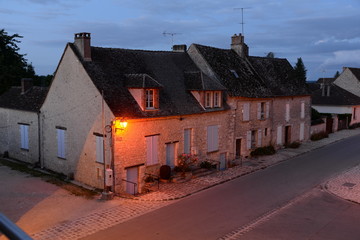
top-left (145, 89), bottom-right (154, 109)
top-left (230, 69), bottom-right (239, 78)
top-left (204, 91), bottom-right (222, 109)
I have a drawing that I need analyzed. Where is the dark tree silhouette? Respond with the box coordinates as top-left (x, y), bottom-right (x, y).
top-left (293, 57), bottom-right (307, 83)
top-left (334, 71), bottom-right (340, 78)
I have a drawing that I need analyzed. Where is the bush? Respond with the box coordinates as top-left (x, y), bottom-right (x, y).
top-left (310, 131), bottom-right (329, 141)
top-left (250, 145), bottom-right (276, 157)
top-left (285, 141), bottom-right (301, 149)
top-left (200, 161), bottom-right (216, 170)
top-left (349, 122), bottom-right (360, 129)
top-left (177, 154), bottom-right (198, 172)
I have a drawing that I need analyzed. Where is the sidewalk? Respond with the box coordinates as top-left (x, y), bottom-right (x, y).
top-left (29, 128), bottom-right (360, 240)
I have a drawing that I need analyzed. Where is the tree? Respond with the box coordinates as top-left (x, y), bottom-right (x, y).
top-left (293, 57), bottom-right (307, 83)
top-left (334, 71), bottom-right (340, 78)
top-left (266, 52), bottom-right (275, 58)
top-left (0, 29), bottom-right (36, 94)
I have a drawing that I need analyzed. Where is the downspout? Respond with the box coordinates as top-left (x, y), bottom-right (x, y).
top-left (37, 111), bottom-right (42, 168)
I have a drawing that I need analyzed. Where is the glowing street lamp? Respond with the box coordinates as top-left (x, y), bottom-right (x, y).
top-left (113, 119), bottom-right (128, 133)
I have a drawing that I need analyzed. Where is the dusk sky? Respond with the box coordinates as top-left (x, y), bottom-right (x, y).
top-left (2, 0), bottom-right (360, 80)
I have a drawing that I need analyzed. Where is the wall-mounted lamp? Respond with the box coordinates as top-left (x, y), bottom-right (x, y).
top-left (113, 119), bottom-right (128, 133)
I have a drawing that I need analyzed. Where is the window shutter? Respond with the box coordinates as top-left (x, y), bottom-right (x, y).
top-left (146, 136), bottom-right (152, 165)
top-left (257, 103), bottom-right (261, 120)
top-left (266, 102), bottom-right (270, 119)
top-left (301, 102), bottom-right (305, 119)
top-left (213, 126), bottom-right (219, 151)
top-left (257, 129), bottom-right (262, 147)
top-left (300, 123), bottom-right (305, 141)
top-left (246, 131), bottom-right (252, 149)
top-left (57, 129), bottom-right (65, 158)
top-left (184, 129), bottom-right (191, 154)
top-left (285, 103), bottom-right (290, 122)
top-left (277, 126), bottom-right (282, 145)
top-left (24, 125), bottom-right (29, 149)
top-left (96, 136), bottom-right (104, 163)
top-left (207, 125), bottom-right (219, 152)
top-left (243, 103), bottom-right (250, 121)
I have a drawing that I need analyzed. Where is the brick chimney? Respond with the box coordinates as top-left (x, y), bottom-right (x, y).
top-left (21, 78), bottom-right (33, 94)
top-left (172, 44), bottom-right (187, 52)
top-left (231, 34), bottom-right (249, 58)
top-left (74, 32), bottom-right (91, 61)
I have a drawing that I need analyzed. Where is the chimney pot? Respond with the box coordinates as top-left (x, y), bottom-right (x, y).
top-left (172, 44), bottom-right (187, 52)
top-left (74, 32), bottom-right (91, 61)
top-left (231, 33), bottom-right (249, 58)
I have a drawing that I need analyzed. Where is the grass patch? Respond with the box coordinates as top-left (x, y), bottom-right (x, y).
top-left (0, 158), bottom-right (98, 199)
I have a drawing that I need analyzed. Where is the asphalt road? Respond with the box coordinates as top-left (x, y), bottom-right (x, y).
top-left (81, 135), bottom-right (360, 240)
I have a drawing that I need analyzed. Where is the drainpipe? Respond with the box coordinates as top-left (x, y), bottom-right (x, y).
top-left (37, 111), bottom-right (42, 168)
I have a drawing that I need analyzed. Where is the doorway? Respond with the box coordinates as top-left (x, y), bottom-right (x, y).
top-left (126, 166), bottom-right (138, 195)
top-left (235, 139), bottom-right (241, 158)
top-left (285, 126), bottom-right (291, 145)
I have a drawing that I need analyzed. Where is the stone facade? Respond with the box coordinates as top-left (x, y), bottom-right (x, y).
top-left (334, 68), bottom-right (360, 97)
top-left (0, 108), bottom-right (40, 164)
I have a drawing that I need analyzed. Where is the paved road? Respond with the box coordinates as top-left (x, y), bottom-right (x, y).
top-left (81, 135), bottom-right (360, 240)
top-left (238, 188), bottom-right (360, 240)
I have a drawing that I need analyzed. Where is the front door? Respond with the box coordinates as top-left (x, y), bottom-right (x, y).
top-left (166, 142), bottom-right (177, 168)
top-left (285, 126), bottom-right (291, 145)
top-left (235, 139), bottom-right (241, 158)
top-left (126, 167), bottom-right (138, 195)
top-left (219, 153), bottom-right (227, 170)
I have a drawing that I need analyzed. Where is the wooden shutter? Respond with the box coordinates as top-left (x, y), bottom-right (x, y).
top-left (285, 103), bottom-right (290, 122)
top-left (300, 123), bottom-right (305, 141)
top-left (301, 102), bottom-right (305, 119)
top-left (57, 129), bottom-right (65, 158)
top-left (257, 103), bottom-right (261, 120)
top-left (243, 103), bottom-right (250, 121)
top-left (184, 129), bottom-right (191, 154)
top-left (246, 131), bottom-right (252, 149)
top-left (96, 136), bottom-right (104, 163)
top-left (146, 135), bottom-right (159, 165)
top-left (277, 126), bottom-right (282, 145)
top-left (257, 129), bottom-right (262, 147)
top-left (266, 102), bottom-right (270, 119)
top-left (207, 125), bottom-right (219, 152)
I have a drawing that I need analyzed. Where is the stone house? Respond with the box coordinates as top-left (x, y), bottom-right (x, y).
top-left (188, 34), bottom-right (311, 156)
top-left (40, 33), bottom-right (231, 194)
top-left (0, 79), bottom-right (48, 164)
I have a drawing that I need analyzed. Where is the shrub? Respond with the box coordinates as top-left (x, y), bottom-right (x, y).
top-left (349, 122), bottom-right (360, 129)
top-left (177, 154), bottom-right (198, 172)
top-left (285, 141), bottom-right (301, 149)
top-left (200, 161), bottom-right (216, 170)
top-left (250, 145), bottom-right (276, 157)
top-left (310, 131), bottom-right (329, 141)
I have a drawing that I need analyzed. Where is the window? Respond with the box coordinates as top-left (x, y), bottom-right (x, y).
top-left (277, 126), bottom-right (282, 145)
top-left (19, 124), bottom-right (29, 150)
top-left (243, 103), bottom-right (250, 121)
top-left (285, 103), bottom-right (290, 122)
top-left (246, 130), bottom-right (257, 149)
top-left (207, 125), bottom-right (219, 152)
top-left (300, 123), bottom-right (305, 141)
top-left (230, 69), bottom-right (239, 78)
top-left (301, 101), bottom-right (305, 119)
top-left (145, 89), bottom-right (154, 109)
top-left (184, 129), bottom-right (192, 154)
top-left (146, 135), bottom-right (159, 165)
top-left (57, 128), bottom-right (66, 159)
top-left (264, 128), bottom-right (268, 136)
top-left (214, 91), bottom-right (221, 107)
top-left (205, 92), bottom-right (213, 108)
top-left (95, 135), bottom-right (104, 163)
top-left (257, 102), bottom-right (266, 120)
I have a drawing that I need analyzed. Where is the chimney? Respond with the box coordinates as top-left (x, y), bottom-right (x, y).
top-left (172, 44), bottom-right (187, 52)
top-left (21, 78), bottom-right (33, 94)
top-left (74, 32), bottom-right (91, 61)
top-left (231, 33), bottom-right (249, 58)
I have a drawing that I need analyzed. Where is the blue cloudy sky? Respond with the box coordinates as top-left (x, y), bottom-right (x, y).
top-left (2, 0), bottom-right (360, 80)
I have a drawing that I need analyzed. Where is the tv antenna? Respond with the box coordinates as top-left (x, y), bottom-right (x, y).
top-left (163, 31), bottom-right (181, 46)
top-left (234, 7), bottom-right (251, 35)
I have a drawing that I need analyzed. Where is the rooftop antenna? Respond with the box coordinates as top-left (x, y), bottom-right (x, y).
top-left (163, 31), bottom-right (181, 47)
top-left (234, 7), bottom-right (251, 35)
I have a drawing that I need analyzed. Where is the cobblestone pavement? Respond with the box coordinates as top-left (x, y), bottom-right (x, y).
top-left (30, 128), bottom-right (360, 240)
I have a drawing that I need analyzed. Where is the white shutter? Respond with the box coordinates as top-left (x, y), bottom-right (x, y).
top-left (20, 125), bottom-right (29, 149)
top-left (266, 102), bottom-right (270, 119)
top-left (246, 131), bottom-right (252, 149)
top-left (277, 126), bottom-right (282, 145)
top-left (285, 103), bottom-right (290, 122)
top-left (146, 135), bottom-right (159, 165)
top-left (207, 125), bottom-right (219, 152)
top-left (300, 123), bottom-right (305, 141)
top-left (184, 129), bottom-right (191, 154)
top-left (57, 129), bottom-right (65, 158)
top-left (146, 136), bottom-right (152, 165)
top-left (243, 103), bottom-right (250, 121)
top-left (257, 103), bottom-right (261, 120)
top-left (153, 135), bottom-right (158, 164)
top-left (96, 136), bottom-right (104, 163)
top-left (257, 129), bottom-right (262, 147)
top-left (301, 102), bottom-right (305, 119)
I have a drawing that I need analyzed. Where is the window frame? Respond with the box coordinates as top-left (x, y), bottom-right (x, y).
top-left (205, 91), bottom-right (213, 108)
top-left (213, 91), bottom-right (221, 108)
top-left (145, 89), bottom-right (155, 109)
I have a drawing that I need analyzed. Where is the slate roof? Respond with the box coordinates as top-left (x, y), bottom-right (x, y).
top-left (0, 86), bottom-right (48, 112)
top-left (348, 67), bottom-right (360, 80)
top-left (69, 44), bottom-right (227, 118)
top-left (308, 82), bottom-right (360, 106)
top-left (192, 44), bottom-right (309, 98)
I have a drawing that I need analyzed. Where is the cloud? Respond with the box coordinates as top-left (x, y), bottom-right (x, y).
top-left (322, 50), bottom-right (360, 67)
